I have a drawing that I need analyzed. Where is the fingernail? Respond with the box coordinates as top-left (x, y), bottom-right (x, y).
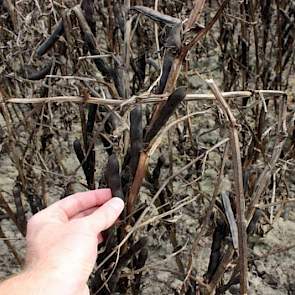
top-left (110, 197), bottom-right (124, 212)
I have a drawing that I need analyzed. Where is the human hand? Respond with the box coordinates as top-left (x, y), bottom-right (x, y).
top-left (0, 189), bottom-right (124, 295)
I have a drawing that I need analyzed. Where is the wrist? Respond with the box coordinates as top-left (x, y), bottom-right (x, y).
top-left (0, 268), bottom-right (84, 295)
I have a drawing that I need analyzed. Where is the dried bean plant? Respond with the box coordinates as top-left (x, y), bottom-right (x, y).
top-left (0, 0), bottom-right (294, 294)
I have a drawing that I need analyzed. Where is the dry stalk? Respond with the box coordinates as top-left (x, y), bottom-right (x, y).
top-left (4, 89), bottom-right (287, 108)
top-left (207, 79), bottom-right (248, 295)
top-left (184, 0), bottom-right (206, 31)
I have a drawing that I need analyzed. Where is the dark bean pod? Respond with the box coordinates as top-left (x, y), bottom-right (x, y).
top-left (109, 238), bottom-right (148, 293)
top-left (37, 3), bottom-right (95, 57)
top-left (146, 57), bottom-right (160, 72)
top-left (73, 139), bottom-right (86, 168)
top-left (204, 219), bottom-right (228, 283)
top-left (144, 86), bottom-right (187, 144)
top-left (36, 20), bottom-right (65, 56)
top-left (121, 106), bottom-right (143, 194)
top-left (113, 2), bottom-right (125, 36)
top-left (132, 246), bottom-right (148, 294)
top-left (22, 62), bottom-right (53, 81)
top-left (113, 58), bottom-right (126, 98)
top-left (86, 150), bottom-right (95, 189)
top-left (83, 32), bottom-right (113, 80)
top-left (26, 187), bottom-right (44, 214)
top-left (217, 274), bottom-right (240, 294)
top-left (156, 52), bottom-right (174, 94)
top-left (135, 54), bottom-right (146, 89)
top-left (12, 179), bottom-right (26, 235)
top-left (91, 228), bottom-right (118, 292)
top-left (86, 104), bottom-right (97, 136)
top-left (130, 6), bottom-right (181, 26)
top-left (85, 103), bottom-right (96, 189)
top-left (73, 139), bottom-right (94, 188)
top-left (131, 54), bottom-right (146, 93)
top-left (81, 0), bottom-right (96, 35)
top-left (247, 208), bottom-right (262, 235)
top-left (151, 155), bottom-right (165, 187)
top-left (120, 238), bottom-right (147, 270)
top-left (129, 105), bottom-right (143, 175)
top-left (83, 32), bottom-right (124, 97)
top-left (164, 23), bottom-right (182, 50)
top-left (242, 169), bottom-right (251, 195)
top-left (105, 154), bottom-right (124, 200)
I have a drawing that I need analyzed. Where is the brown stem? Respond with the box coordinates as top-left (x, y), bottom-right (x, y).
top-left (207, 79), bottom-right (248, 295)
top-left (127, 151), bottom-right (147, 216)
top-left (185, 0), bottom-right (206, 31)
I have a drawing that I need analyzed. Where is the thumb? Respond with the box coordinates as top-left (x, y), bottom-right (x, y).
top-left (83, 197), bottom-right (124, 234)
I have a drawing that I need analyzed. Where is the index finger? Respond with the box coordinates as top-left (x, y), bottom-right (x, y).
top-left (48, 189), bottom-right (112, 220)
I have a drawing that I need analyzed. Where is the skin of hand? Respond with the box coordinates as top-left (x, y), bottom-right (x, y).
top-left (0, 189), bottom-right (124, 295)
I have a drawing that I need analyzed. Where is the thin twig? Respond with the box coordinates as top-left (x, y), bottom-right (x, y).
top-left (185, 0), bottom-right (206, 31)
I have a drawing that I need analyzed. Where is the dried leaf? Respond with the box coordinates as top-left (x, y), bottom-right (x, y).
top-left (130, 6), bottom-right (181, 26)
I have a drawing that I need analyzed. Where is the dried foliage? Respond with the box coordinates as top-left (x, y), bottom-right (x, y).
top-left (0, 0), bottom-right (294, 294)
